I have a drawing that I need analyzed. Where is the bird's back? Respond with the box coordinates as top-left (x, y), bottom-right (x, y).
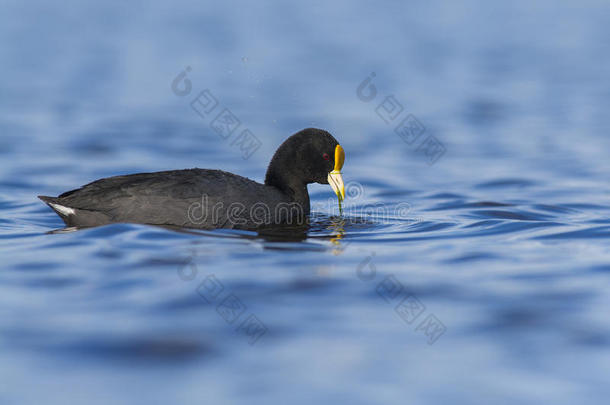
top-left (39, 168), bottom-right (294, 229)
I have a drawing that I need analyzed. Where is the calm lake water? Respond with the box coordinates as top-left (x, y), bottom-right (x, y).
top-left (2, 0), bottom-right (610, 404)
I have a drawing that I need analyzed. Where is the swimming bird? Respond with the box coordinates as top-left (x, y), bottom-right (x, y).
top-left (39, 128), bottom-right (346, 230)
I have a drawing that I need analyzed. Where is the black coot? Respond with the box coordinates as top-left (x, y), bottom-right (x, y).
top-left (39, 128), bottom-right (346, 230)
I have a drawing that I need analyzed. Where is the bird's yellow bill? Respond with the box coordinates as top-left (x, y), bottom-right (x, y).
top-left (328, 170), bottom-right (345, 201)
top-left (328, 144), bottom-right (345, 204)
top-left (334, 144), bottom-right (345, 172)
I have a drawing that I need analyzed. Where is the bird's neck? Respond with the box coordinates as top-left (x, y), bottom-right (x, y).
top-left (288, 183), bottom-right (310, 213)
top-left (265, 171), bottom-right (310, 212)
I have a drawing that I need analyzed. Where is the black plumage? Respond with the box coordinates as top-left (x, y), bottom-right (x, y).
top-left (39, 128), bottom-right (345, 230)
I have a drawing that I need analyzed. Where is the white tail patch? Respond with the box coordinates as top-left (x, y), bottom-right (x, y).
top-left (49, 203), bottom-right (75, 216)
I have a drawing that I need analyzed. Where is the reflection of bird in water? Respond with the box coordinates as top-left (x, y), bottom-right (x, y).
top-left (329, 216), bottom-right (348, 255)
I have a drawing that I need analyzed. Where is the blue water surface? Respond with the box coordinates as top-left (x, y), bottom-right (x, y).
top-left (1, 1), bottom-right (610, 404)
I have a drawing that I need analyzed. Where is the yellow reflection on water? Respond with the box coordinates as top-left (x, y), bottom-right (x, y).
top-left (329, 216), bottom-right (349, 255)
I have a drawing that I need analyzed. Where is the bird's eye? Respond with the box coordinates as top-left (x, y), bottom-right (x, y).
top-left (322, 153), bottom-right (330, 161)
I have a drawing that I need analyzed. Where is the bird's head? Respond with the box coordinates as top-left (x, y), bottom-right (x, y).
top-left (265, 128), bottom-right (345, 202)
